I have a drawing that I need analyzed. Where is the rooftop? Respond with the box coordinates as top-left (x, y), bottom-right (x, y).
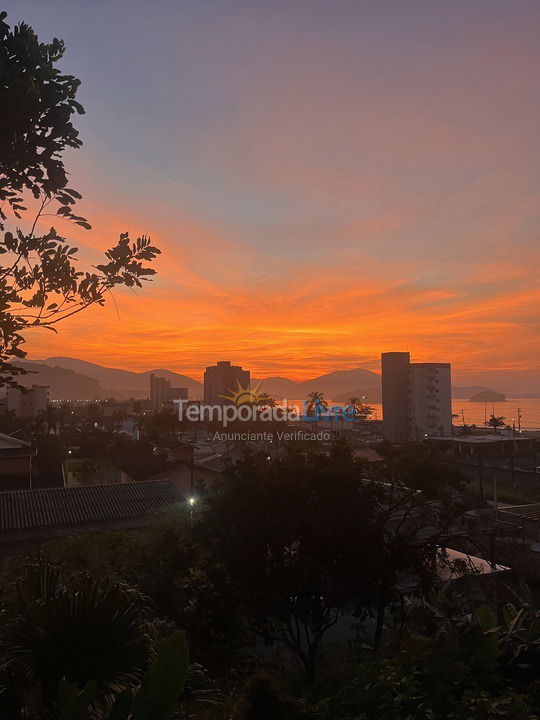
top-left (0, 433), bottom-right (32, 451)
top-left (433, 435), bottom-right (531, 444)
top-left (436, 547), bottom-right (509, 581)
top-left (499, 504), bottom-right (540, 523)
top-left (0, 480), bottom-right (185, 532)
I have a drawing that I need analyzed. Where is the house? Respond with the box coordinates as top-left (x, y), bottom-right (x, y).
top-left (432, 435), bottom-right (539, 469)
top-left (0, 433), bottom-right (35, 490)
top-left (431, 435), bottom-right (540, 494)
top-left (498, 504), bottom-right (540, 543)
top-left (0, 479), bottom-right (185, 557)
top-left (435, 547), bottom-right (509, 582)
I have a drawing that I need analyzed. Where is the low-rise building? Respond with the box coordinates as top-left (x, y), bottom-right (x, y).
top-left (5, 385), bottom-right (49, 418)
top-left (0, 433), bottom-right (34, 490)
top-left (437, 435), bottom-right (538, 466)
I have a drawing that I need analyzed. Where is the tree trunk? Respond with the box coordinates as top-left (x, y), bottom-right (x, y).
top-left (374, 581), bottom-right (388, 653)
top-left (304, 637), bottom-right (321, 684)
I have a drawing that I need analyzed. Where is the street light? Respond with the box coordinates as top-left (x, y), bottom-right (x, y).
top-left (188, 495), bottom-right (197, 527)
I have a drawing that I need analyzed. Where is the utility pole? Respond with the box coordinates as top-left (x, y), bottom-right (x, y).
top-left (510, 423), bottom-right (516, 491)
top-left (493, 470), bottom-right (498, 523)
top-left (492, 466), bottom-right (498, 569)
top-left (478, 452), bottom-right (484, 504)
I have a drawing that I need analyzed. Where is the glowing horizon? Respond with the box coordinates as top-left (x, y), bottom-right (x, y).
top-left (4, 0), bottom-right (540, 386)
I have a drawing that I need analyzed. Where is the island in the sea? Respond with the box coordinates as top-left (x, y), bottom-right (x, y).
top-left (469, 390), bottom-right (506, 402)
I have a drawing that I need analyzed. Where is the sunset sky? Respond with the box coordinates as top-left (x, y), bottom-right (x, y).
top-left (5, 0), bottom-right (540, 385)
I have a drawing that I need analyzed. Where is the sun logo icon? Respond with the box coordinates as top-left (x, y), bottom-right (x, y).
top-left (219, 380), bottom-right (263, 406)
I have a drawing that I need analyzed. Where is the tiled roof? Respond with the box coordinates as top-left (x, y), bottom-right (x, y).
top-left (413, 521), bottom-right (471, 543)
top-left (0, 480), bottom-right (185, 532)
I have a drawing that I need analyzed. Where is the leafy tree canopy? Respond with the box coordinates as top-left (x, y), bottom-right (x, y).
top-left (0, 12), bottom-right (160, 387)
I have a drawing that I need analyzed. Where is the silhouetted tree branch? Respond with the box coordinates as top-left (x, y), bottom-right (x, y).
top-left (0, 12), bottom-right (160, 387)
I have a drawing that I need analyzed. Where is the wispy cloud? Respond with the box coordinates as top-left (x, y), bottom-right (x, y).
top-left (10, 0), bottom-right (539, 380)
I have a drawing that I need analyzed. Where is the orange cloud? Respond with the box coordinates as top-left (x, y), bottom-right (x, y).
top-left (24, 234), bottom-right (540, 381)
top-left (15, 3), bottom-right (540, 382)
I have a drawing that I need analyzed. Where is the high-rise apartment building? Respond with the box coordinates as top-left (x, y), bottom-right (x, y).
top-left (149, 374), bottom-right (170, 411)
top-left (203, 361), bottom-right (250, 405)
top-left (381, 352), bottom-right (451, 442)
top-left (149, 374), bottom-right (187, 411)
top-left (381, 352), bottom-right (410, 443)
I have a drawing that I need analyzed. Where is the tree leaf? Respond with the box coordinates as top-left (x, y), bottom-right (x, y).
top-left (58, 679), bottom-right (97, 720)
top-left (109, 689), bottom-right (134, 720)
top-left (133, 630), bottom-right (188, 720)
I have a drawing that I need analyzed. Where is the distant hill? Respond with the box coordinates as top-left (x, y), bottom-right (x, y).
top-left (39, 358), bottom-right (203, 399)
top-left (15, 362), bottom-right (102, 401)
top-left (451, 385), bottom-right (497, 399)
top-left (144, 368), bottom-right (202, 398)
top-left (253, 377), bottom-right (299, 398)
top-left (254, 368), bottom-right (382, 401)
top-left (452, 370), bottom-right (540, 396)
top-left (470, 390), bottom-right (506, 402)
top-left (297, 368), bottom-right (381, 399)
top-left (333, 386), bottom-right (381, 403)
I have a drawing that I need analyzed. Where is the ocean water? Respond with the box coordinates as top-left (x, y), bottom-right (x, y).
top-left (286, 398), bottom-right (540, 430)
top-left (364, 398), bottom-right (540, 430)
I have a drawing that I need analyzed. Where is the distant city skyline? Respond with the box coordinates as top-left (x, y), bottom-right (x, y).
top-left (4, 0), bottom-right (540, 382)
top-left (22, 354), bottom-right (540, 395)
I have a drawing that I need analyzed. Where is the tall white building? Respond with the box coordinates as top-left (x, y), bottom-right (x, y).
top-left (381, 353), bottom-right (451, 443)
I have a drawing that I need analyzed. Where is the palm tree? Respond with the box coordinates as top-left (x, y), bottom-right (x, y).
top-left (305, 391), bottom-right (328, 429)
top-left (306, 391), bottom-right (328, 415)
top-left (488, 414), bottom-right (506, 434)
top-left (256, 392), bottom-right (276, 409)
top-left (347, 397), bottom-right (374, 430)
top-left (358, 404), bottom-right (374, 421)
top-left (1, 563), bottom-right (152, 715)
top-left (346, 397), bottom-right (361, 431)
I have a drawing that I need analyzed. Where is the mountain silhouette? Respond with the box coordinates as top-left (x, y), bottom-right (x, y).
top-left (38, 357), bottom-right (202, 399)
top-left (16, 361), bottom-right (102, 400)
top-left (20, 357), bottom-right (522, 403)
